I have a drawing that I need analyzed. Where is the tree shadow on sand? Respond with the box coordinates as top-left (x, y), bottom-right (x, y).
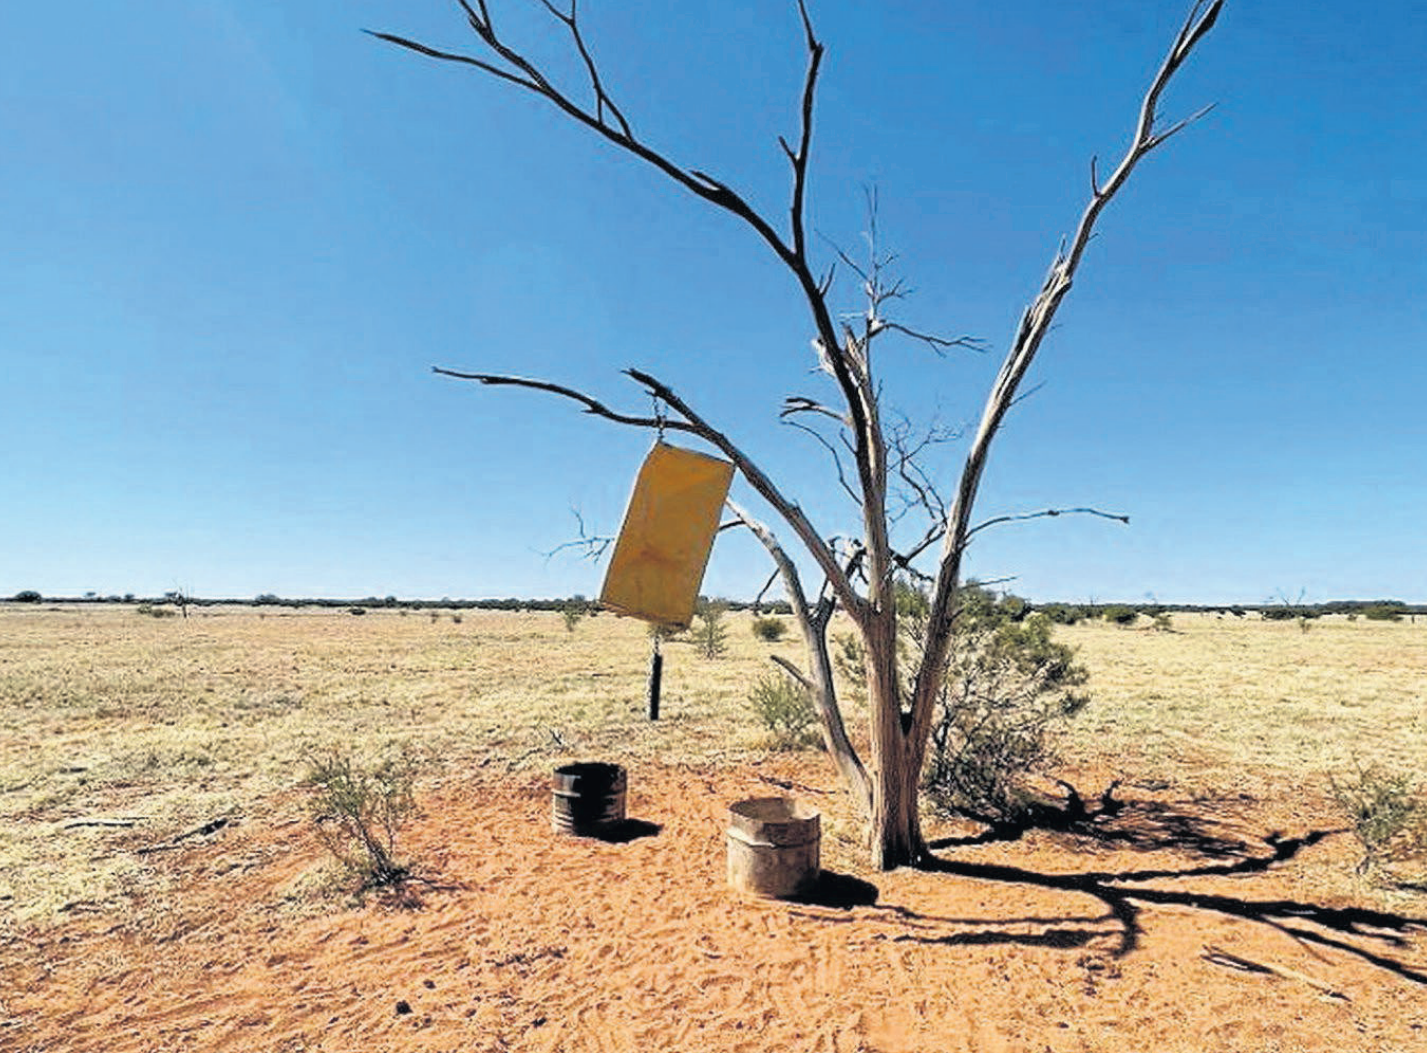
top-left (887, 788), bottom-right (1427, 984)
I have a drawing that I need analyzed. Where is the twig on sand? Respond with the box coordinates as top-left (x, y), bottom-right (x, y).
top-left (1202, 944), bottom-right (1350, 1001)
top-left (136, 816), bottom-right (237, 855)
top-left (61, 817), bottom-right (146, 830)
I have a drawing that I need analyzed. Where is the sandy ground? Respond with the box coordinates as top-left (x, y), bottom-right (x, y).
top-left (3, 756), bottom-right (1425, 1053)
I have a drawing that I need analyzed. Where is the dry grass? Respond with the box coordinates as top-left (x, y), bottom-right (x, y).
top-left (2, 604), bottom-right (1424, 933)
top-left (1064, 612), bottom-right (1427, 785)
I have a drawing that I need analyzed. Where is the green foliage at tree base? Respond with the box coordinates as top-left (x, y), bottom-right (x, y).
top-left (748, 672), bottom-right (820, 750)
top-left (838, 582), bottom-right (1089, 825)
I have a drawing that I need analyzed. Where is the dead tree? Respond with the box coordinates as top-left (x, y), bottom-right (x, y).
top-left (373, 0), bottom-right (1224, 869)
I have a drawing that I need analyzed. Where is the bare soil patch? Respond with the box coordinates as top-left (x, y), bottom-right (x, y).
top-left (3, 753), bottom-right (1425, 1052)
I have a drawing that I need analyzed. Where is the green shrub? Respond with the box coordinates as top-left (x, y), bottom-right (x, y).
top-left (560, 602), bottom-right (588, 633)
top-left (837, 581), bottom-right (1089, 824)
top-left (136, 604), bottom-right (176, 619)
top-left (691, 599), bottom-right (730, 659)
top-left (1101, 604), bottom-right (1138, 626)
top-left (751, 616), bottom-right (789, 643)
top-left (304, 750), bottom-right (418, 892)
top-left (1329, 763), bottom-right (1427, 877)
top-left (748, 673), bottom-right (820, 750)
top-left (12, 590), bottom-right (41, 603)
top-left (926, 590), bottom-right (1089, 822)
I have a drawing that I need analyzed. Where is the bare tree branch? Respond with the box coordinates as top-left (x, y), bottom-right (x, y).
top-left (783, 418), bottom-right (862, 509)
top-left (542, 506), bottom-right (614, 561)
top-left (780, 396), bottom-right (847, 424)
top-left (431, 367), bottom-right (687, 432)
top-left (966, 506), bottom-right (1131, 541)
top-left (726, 499), bottom-right (869, 806)
top-left (770, 654), bottom-right (814, 691)
top-left (909, 0), bottom-right (1224, 750)
top-left (374, 2), bottom-right (882, 511)
top-left (752, 568), bottom-right (781, 612)
top-left (876, 321), bottom-right (988, 356)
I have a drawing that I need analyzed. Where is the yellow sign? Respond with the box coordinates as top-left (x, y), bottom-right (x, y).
top-left (599, 443), bottom-right (734, 629)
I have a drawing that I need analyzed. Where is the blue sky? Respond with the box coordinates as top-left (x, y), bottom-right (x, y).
top-left (3, 1), bottom-right (1424, 604)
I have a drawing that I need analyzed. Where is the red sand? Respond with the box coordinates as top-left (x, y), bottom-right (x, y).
top-left (3, 758), bottom-right (1425, 1052)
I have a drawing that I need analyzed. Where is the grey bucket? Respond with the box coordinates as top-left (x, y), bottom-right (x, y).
top-left (726, 796), bottom-right (821, 899)
top-left (552, 762), bottom-right (627, 835)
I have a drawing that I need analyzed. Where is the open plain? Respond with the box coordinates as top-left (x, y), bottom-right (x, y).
top-left (1, 604), bottom-right (1424, 1051)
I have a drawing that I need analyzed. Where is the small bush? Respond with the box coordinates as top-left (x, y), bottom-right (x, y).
top-left (1330, 763), bottom-right (1427, 877)
top-left (348, 606), bottom-right (367, 616)
top-left (691, 599), bottom-right (730, 659)
top-left (925, 598), bottom-right (1089, 823)
top-left (748, 673), bottom-right (820, 750)
top-left (304, 750), bottom-right (418, 892)
top-left (12, 590), bottom-right (42, 603)
top-left (1101, 604), bottom-right (1137, 626)
top-left (560, 603), bottom-right (588, 633)
top-left (136, 604), bottom-right (176, 619)
top-left (751, 616), bottom-right (789, 643)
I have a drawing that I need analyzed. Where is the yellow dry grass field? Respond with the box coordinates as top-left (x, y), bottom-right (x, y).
top-left (3, 603), bottom-right (1427, 1053)
top-left (1, 603), bottom-right (1423, 936)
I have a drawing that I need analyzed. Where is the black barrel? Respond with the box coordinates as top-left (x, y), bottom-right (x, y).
top-left (551, 762), bottom-right (627, 835)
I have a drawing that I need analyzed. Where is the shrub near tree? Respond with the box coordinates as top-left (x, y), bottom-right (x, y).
top-left (748, 673), bottom-right (820, 750)
top-left (839, 583), bottom-right (1089, 824)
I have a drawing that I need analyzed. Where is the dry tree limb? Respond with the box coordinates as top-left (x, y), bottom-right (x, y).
top-left (1202, 945), bottom-right (1351, 1001)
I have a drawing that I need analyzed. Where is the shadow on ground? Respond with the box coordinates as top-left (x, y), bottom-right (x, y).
top-left (913, 788), bottom-right (1427, 982)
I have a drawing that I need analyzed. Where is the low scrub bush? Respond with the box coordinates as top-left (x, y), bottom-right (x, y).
top-left (560, 602), bottom-right (588, 633)
top-left (1038, 603), bottom-right (1086, 626)
top-left (926, 588), bottom-right (1089, 822)
top-left (1330, 763), bottom-right (1427, 878)
top-left (1101, 604), bottom-right (1138, 626)
top-left (751, 616), bottom-right (789, 642)
top-left (838, 582), bottom-right (1089, 824)
top-left (304, 750), bottom-right (419, 893)
top-left (748, 673), bottom-right (820, 750)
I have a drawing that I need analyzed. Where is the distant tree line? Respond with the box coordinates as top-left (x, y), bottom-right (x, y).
top-left (5, 590), bottom-right (1417, 621)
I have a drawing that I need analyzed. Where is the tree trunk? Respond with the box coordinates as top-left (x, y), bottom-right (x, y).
top-left (869, 730), bottom-right (924, 869)
top-left (863, 608), bottom-right (925, 868)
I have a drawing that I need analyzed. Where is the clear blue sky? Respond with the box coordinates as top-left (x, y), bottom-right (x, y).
top-left (3, 1), bottom-right (1424, 604)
